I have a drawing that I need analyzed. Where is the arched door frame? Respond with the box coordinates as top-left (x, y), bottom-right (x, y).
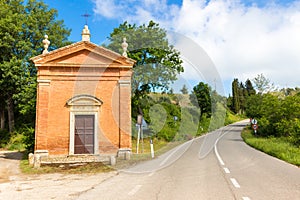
top-left (67, 95), bottom-right (103, 155)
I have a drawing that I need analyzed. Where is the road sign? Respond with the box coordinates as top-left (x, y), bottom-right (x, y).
top-left (251, 118), bottom-right (258, 125)
top-left (252, 124), bottom-right (258, 130)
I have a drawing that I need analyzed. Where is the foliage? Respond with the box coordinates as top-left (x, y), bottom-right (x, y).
top-left (225, 110), bottom-right (245, 125)
top-left (253, 73), bottom-right (276, 94)
top-left (231, 79), bottom-right (240, 113)
top-left (245, 91), bottom-right (300, 146)
top-left (0, 129), bottom-right (10, 148)
top-left (0, 0), bottom-right (71, 134)
top-left (0, 126), bottom-right (34, 151)
top-left (242, 129), bottom-right (300, 166)
top-left (106, 21), bottom-right (183, 109)
top-left (180, 84), bottom-right (189, 94)
top-left (231, 78), bottom-right (256, 114)
top-left (134, 93), bottom-right (201, 142)
top-left (21, 126), bottom-right (35, 152)
top-left (190, 82), bottom-right (212, 117)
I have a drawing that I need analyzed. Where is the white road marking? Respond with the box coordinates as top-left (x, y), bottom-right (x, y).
top-left (230, 178), bottom-right (241, 188)
top-left (148, 172), bottom-right (154, 177)
top-left (213, 126), bottom-right (235, 166)
top-left (214, 137), bottom-right (225, 165)
top-left (159, 139), bottom-right (193, 167)
top-left (223, 167), bottom-right (230, 174)
top-left (242, 197), bottom-right (251, 200)
top-left (128, 185), bottom-right (142, 196)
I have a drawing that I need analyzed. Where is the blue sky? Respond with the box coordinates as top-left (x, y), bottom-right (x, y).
top-left (43, 0), bottom-right (300, 95)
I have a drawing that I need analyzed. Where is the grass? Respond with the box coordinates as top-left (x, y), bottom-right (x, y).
top-left (225, 111), bottom-right (246, 125)
top-left (241, 129), bottom-right (300, 167)
top-left (114, 138), bottom-right (185, 170)
top-left (19, 150), bottom-right (115, 174)
top-left (20, 138), bottom-right (183, 174)
top-left (20, 157), bottom-right (114, 174)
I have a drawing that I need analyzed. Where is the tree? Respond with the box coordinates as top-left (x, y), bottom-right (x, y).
top-left (253, 74), bottom-right (276, 94)
top-left (0, 0), bottom-right (71, 132)
top-left (232, 79), bottom-right (240, 114)
top-left (245, 79), bottom-right (256, 96)
top-left (190, 82), bottom-right (212, 117)
top-left (106, 21), bottom-right (184, 112)
top-left (180, 84), bottom-right (189, 94)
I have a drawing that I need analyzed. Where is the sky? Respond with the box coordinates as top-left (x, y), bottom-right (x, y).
top-left (43, 0), bottom-right (300, 95)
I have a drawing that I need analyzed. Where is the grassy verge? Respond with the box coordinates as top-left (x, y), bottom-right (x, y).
top-left (225, 111), bottom-right (246, 125)
top-left (241, 129), bottom-right (300, 167)
top-left (114, 138), bottom-right (184, 170)
top-left (20, 154), bottom-right (114, 174)
top-left (20, 138), bottom-right (182, 174)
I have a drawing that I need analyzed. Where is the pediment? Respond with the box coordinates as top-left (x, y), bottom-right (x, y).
top-left (31, 41), bottom-right (135, 67)
top-left (67, 95), bottom-right (103, 106)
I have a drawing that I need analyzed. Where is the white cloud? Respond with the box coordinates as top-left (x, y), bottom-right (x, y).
top-left (92, 0), bottom-right (300, 91)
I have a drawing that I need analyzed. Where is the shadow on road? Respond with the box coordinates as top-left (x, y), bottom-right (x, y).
top-left (0, 151), bottom-right (23, 161)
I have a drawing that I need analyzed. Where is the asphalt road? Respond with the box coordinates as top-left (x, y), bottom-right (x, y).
top-left (78, 120), bottom-right (300, 200)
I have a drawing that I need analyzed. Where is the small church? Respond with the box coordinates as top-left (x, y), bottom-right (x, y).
top-left (30, 25), bottom-right (135, 163)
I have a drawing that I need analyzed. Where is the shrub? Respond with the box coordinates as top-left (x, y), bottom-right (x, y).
top-left (0, 129), bottom-right (10, 148)
top-left (21, 126), bottom-right (35, 152)
top-left (289, 118), bottom-right (300, 147)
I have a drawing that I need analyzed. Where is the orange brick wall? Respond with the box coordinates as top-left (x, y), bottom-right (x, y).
top-left (34, 44), bottom-right (133, 156)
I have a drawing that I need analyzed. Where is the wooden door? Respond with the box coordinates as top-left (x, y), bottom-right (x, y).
top-left (74, 115), bottom-right (94, 154)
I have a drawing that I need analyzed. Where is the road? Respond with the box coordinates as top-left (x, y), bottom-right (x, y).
top-left (1, 120), bottom-right (299, 199)
top-left (78, 120), bottom-right (300, 200)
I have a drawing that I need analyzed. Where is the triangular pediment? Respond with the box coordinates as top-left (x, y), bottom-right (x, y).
top-left (31, 41), bottom-right (135, 67)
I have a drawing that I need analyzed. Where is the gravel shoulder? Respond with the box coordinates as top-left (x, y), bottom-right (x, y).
top-left (0, 150), bottom-right (118, 200)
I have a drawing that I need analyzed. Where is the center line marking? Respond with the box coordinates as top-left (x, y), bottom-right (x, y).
top-left (230, 178), bottom-right (241, 188)
top-left (148, 172), bottom-right (154, 177)
top-left (128, 185), bottom-right (142, 196)
top-left (242, 197), bottom-right (251, 200)
top-left (223, 167), bottom-right (230, 174)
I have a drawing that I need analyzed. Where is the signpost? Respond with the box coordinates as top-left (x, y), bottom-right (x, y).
top-left (150, 139), bottom-right (155, 158)
top-left (251, 118), bottom-right (257, 125)
top-left (136, 114), bottom-right (143, 154)
top-left (251, 118), bottom-right (258, 135)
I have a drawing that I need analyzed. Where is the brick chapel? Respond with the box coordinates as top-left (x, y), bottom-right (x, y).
top-left (31, 25), bottom-right (135, 158)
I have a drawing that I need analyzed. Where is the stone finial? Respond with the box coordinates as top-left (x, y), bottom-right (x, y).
top-left (42, 34), bottom-right (50, 54)
top-left (122, 37), bottom-right (128, 57)
top-left (81, 25), bottom-right (91, 42)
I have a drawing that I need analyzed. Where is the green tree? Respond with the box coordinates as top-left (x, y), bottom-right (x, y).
top-left (180, 84), bottom-right (189, 94)
top-left (253, 74), bottom-right (276, 94)
top-left (239, 82), bottom-right (246, 114)
top-left (245, 79), bottom-right (256, 96)
top-left (106, 21), bottom-right (184, 113)
top-left (190, 82), bottom-right (212, 117)
top-left (245, 94), bottom-right (263, 119)
top-left (232, 78), bottom-right (240, 114)
top-left (0, 0), bottom-right (71, 132)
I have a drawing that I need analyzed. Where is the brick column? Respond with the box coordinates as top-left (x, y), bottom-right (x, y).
top-left (118, 80), bottom-right (132, 150)
top-left (35, 79), bottom-right (50, 151)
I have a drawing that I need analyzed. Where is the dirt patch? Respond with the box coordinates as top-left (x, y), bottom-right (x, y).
top-left (0, 150), bottom-right (23, 183)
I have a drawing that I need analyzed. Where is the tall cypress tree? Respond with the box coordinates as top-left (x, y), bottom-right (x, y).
top-left (245, 79), bottom-right (256, 96)
top-left (232, 79), bottom-right (240, 114)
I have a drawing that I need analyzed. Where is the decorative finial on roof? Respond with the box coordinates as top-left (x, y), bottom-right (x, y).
top-left (122, 37), bottom-right (128, 57)
top-left (81, 12), bottom-right (91, 25)
top-left (42, 35), bottom-right (50, 54)
top-left (81, 25), bottom-right (91, 42)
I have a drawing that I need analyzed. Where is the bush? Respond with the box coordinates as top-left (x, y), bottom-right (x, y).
top-left (0, 126), bottom-right (35, 151)
top-left (21, 126), bottom-right (35, 152)
top-left (6, 133), bottom-right (25, 151)
top-left (288, 118), bottom-right (300, 147)
top-left (0, 129), bottom-right (10, 148)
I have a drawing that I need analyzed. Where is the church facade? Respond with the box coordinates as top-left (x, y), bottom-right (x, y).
top-left (31, 26), bottom-right (134, 159)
